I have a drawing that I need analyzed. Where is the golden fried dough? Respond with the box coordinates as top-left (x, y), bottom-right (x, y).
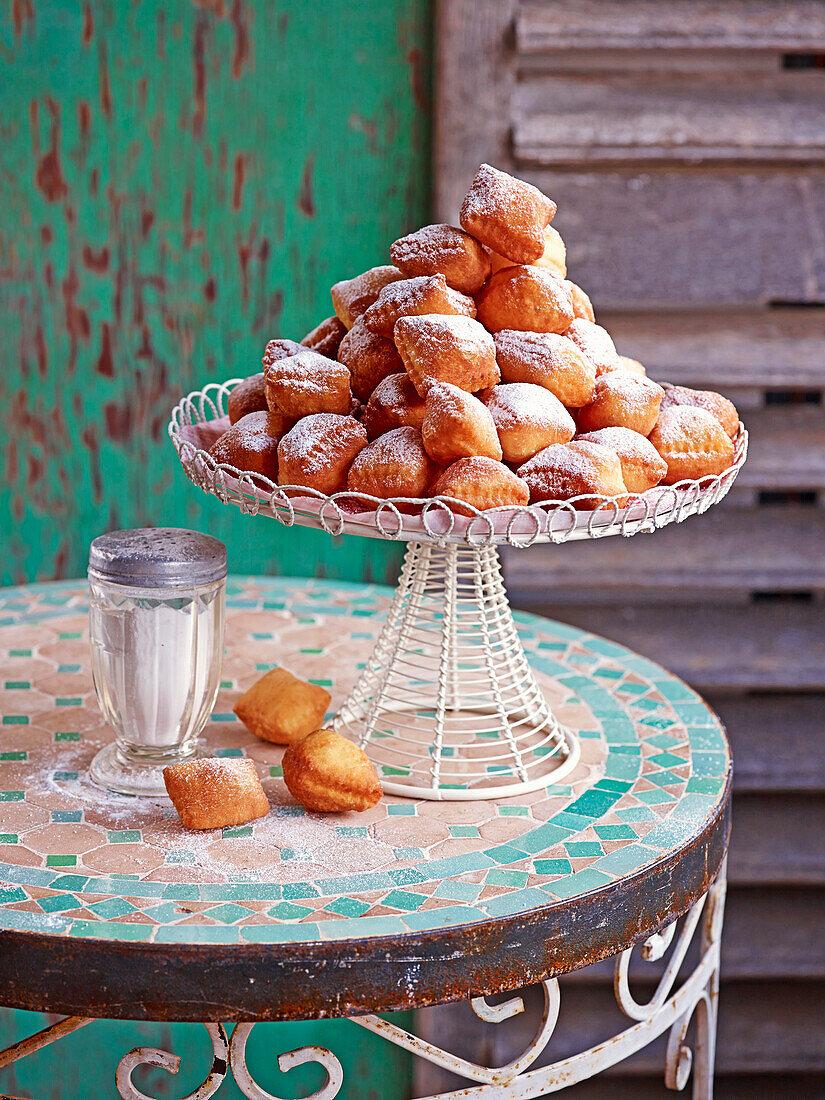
top-left (459, 163), bottom-right (556, 264)
top-left (277, 413), bottom-right (368, 493)
top-left (566, 281), bottom-right (595, 322)
top-left (390, 223), bottom-right (491, 295)
top-left (394, 314), bottom-right (499, 397)
top-left (576, 373), bottom-right (665, 437)
top-left (422, 382), bottom-right (502, 465)
top-left (234, 667), bottom-right (332, 745)
top-left (301, 315), bottom-right (348, 359)
top-left (282, 729), bottom-right (382, 813)
top-left (211, 411), bottom-right (292, 479)
top-left (337, 317), bottom-right (404, 403)
top-left (331, 265), bottom-right (404, 330)
top-left (164, 758), bottom-right (269, 831)
top-left (615, 355), bottom-right (647, 377)
top-left (563, 319), bottom-right (621, 375)
top-left (362, 373), bottom-right (426, 439)
top-left (432, 457), bottom-right (530, 512)
top-left (476, 266), bottom-right (575, 334)
top-left (264, 349), bottom-right (351, 418)
top-left (228, 374), bottom-right (268, 424)
top-left (493, 330), bottom-right (596, 407)
top-left (488, 225), bottom-right (567, 278)
top-left (518, 440), bottom-right (628, 509)
top-left (347, 426), bottom-right (437, 499)
top-left (576, 427), bottom-right (667, 493)
top-left (648, 407), bottom-right (735, 485)
top-left (660, 385), bottom-right (740, 438)
top-left (363, 274), bottom-right (476, 338)
top-left (483, 382), bottom-right (576, 464)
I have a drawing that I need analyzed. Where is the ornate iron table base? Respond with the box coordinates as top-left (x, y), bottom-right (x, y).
top-left (0, 870), bottom-right (726, 1100)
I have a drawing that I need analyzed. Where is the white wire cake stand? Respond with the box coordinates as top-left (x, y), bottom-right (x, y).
top-left (169, 379), bottom-right (748, 802)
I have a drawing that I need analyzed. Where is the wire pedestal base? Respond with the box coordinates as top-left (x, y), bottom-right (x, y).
top-left (334, 541), bottom-right (580, 801)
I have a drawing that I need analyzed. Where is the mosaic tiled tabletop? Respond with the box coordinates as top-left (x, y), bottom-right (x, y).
top-left (0, 578), bottom-right (730, 950)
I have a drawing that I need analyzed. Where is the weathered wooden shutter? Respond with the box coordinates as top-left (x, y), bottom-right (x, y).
top-left (420, 1), bottom-right (825, 1092)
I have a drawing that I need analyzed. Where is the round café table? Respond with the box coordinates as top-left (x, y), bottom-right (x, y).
top-left (0, 577), bottom-right (730, 1099)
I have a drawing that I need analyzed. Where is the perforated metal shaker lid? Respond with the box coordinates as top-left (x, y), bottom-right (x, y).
top-left (88, 528), bottom-right (227, 588)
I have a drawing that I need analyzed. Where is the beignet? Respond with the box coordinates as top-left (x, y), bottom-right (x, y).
top-left (518, 440), bottom-right (628, 509)
top-left (422, 382), bottom-right (502, 465)
top-left (648, 407), bottom-right (735, 485)
top-left (347, 426), bottom-right (437, 499)
top-left (277, 413), bottom-right (368, 493)
top-left (331, 265), bottom-right (404, 329)
top-left (576, 427), bottom-right (667, 493)
top-left (301, 315), bottom-right (348, 359)
top-left (494, 330), bottom-right (596, 407)
top-left (576, 373), bottom-right (664, 437)
top-left (164, 758), bottom-right (269, 831)
top-left (363, 274), bottom-right (476, 338)
top-left (234, 667), bottom-right (331, 745)
top-left (476, 265), bottom-right (575, 334)
top-left (488, 225), bottom-right (567, 278)
top-left (282, 729), bottom-right (382, 813)
top-left (211, 410), bottom-right (291, 479)
top-left (660, 385), bottom-right (739, 438)
top-left (394, 314), bottom-right (499, 396)
top-left (483, 382), bottom-right (576, 464)
top-left (563, 319), bottom-right (621, 376)
top-left (265, 348), bottom-right (351, 418)
top-left (390, 223), bottom-right (491, 294)
top-left (459, 163), bottom-right (557, 264)
top-left (337, 317), bottom-right (404, 403)
top-left (361, 373), bottom-right (426, 439)
top-left (228, 374), bottom-right (268, 424)
top-left (432, 457), bottom-right (530, 513)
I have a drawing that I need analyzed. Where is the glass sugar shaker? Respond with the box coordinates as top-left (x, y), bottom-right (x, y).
top-left (87, 528), bottom-right (227, 796)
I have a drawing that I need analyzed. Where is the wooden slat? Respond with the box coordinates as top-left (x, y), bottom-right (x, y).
top-left (596, 308), bottom-right (825, 391)
top-left (433, 0), bottom-right (517, 224)
top-left (512, 602), bottom-right (825, 690)
top-left (517, 0), bottom-right (825, 53)
top-left (503, 507), bottom-right (825, 602)
top-left (738, 405), bottom-right (825, 491)
top-left (516, 1076), bottom-right (825, 1099)
top-left (714, 694), bottom-right (825, 793)
top-left (414, 981), bottom-right (825, 1093)
top-left (530, 170), bottom-right (825, 307)
top-left (515, 76), bottom-right (825, 166)
top-left (729, 794), bottom-right (825, 886)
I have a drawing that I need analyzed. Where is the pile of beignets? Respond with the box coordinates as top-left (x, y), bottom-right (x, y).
top-left (211, 164), bottom-right (740, 513)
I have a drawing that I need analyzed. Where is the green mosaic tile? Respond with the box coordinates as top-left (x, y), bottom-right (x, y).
top-left (434, 880), bottom-right (481, 903)
top-left (280, 848), bottom-right (312, 861)
top-left (387, 804), bottom-right (416, 816)
top-left (59, 632), bottom-right (82, 640)
top-left (1, 791), bottom-right (27, 803)
top-left (282, 883), bottom-right (320, 900)
top-left (593, 844), bottom-right (654, 876)
top-left (49, 875), bottom-right (89, 891)
top-left (215, 747), bottom-right (243, 757)
top-left (108, 829), bottom-right (141, 843)
top-left (387, 867), bottom-right (426, 887)
top-left (269, 765), bottom-right (283, 778)
top-left (649, 751), bottom-right (687, 768)
top-left (51, 811), bottom-right (82, 823)
top-left (53, 771), bottom-right (79, 781)
top-left (211, 714), bottom-right (238, 724)
top-left (517, 822), bottom-right (574, 855)
top-left (0, 834), bottom-right (18, 844)
top-left (449, 825), bottom-right (479, 838)
top-left (686, 776), bottom-right (725, 795)
top-left (46, 855), bottom-right (77, 867)
top-left (2, 716), bottom-right (28, 726)
top-left (0, 751), bottom-right (26, 761)
top-left (565, 841), bottom-right (604, 858)
top-left (56, 698), bottom-right (82, 707)
top-left (691, 752), bottom-right (727, 778)
top-left (4, 681), bottom-right (30, 690)
top-left (54, 731), bottom-right (80, 742)
top-left (545, 868), bottom-right (612, 899)
top-left (394, 847), bottom-right (424, 860)
top-left (594, 824), bottom-right (637, 841)
top-left (643, 819), bottom-right (699, 849)
top-left (483, 887), bottom-right (550, 917)
top-left (533, 858), bottom-right (572, 876)
top-left (70, 921), bottom-right (153, 942)
top-left (403, 904), bottom-right (487, 931)
top-left (645, 732), bottom-right (681, 750)
top-left (88, 898), bottom-right (137, 919)
top-left (617, 806), bottom-right (658, 822)
top-left (142, 902), bottom-right (189, 923)
top-left (639, 716), bottom-right (675, 730)
top-left (57, 664), bottom-right (81, 674)
top-left (156, 925), bottom-right (240, 944)
top-left (0, 885), bottom-right (27, 904)
top-left (325, 897), bottom-right (371, 918)
top-left (497, 806), bottom-right (529, 817)
top-left (383, 889), bottom-right (427, 911)
top-left (166, 851), bottom-right (196, 864)
top-left (486, 868), bottom-right (529, 889)
top-left (222, 825), bottom-right (253, 838)
top-left (635, 788), bottom-right (677, 805)
top-left (205, 903), bottom-right (253, 924)
top-left (243, 922), bottom-right (324, 943)
top-left (268, 901), bottom-right (314, 920)
top-left (39, 893), bottom-right (83, 914)
top-left (337, 826), bottom-right (368, 839)
top-left (8, 649), bottom-right (32, 657)
top-left (487, 844), bottom-right (528, 865)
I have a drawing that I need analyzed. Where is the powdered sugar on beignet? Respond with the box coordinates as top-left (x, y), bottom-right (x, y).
top-left (331, 265), bottom-right (404, 330)
top-left (576, 427), bottom-right (667, 493)
top-left (577, 372), bottom-right (664, 437)
top-left (660, 385), bottom-right (739, 438)
top-left (347, 426), bottom-right (437, 499)
top-left (488, 224), bottom-right (567, 278)
top-left (432, 457), bottom-right (530, 513)
top-left (563, 319), bottom-right (621, 376)
top-left (301, 315), bottom-right (348, 358)
top-left (227, 373), bottom-right (268, 424)
top-left (277, 413), bottom-right (368, 493)
top-left (518, 440), bottom-right (628, 509)
top-left (615, 355), bottom-right (646, 378)
top-left (211, 410), bottom-right (292, 479)
top-left (459, 163), bottom-right (557, 265)
top-left (476, 265), bottom-right (575, 335)
top-left (390, 224), bottom-right (491, 295)
top-left (483, 382), bottom-right (576, 464)
top-left (394, 314), bottom-right (499, 397)
top-left (565, 281), bottom-right (595, 322)
top-left (337, 317), bottom-right (404, 403)
top-left (648, 407), bottom-right (735, 485)
top-left (262, 338), bottom-right (305, 368)
top-left (264, 349), bottom-right (351, 418)
top-left (362, 373), bottom-right (426, 439)
top-left (363, 274), bottom-right (477, 338)
top-left (422, 383), bottom-right (502, 465)
top-left (164, 758), bottom-right (269, 831)
top-left (494, 330), bottom-right (596, 407)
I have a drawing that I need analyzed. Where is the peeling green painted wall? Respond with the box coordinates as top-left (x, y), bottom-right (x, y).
top-left (0, 0), bottom-right (431, 587)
